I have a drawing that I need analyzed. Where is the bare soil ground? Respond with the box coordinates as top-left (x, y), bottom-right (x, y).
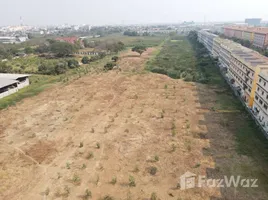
top-left (0, 48), bottom-right (266, 200)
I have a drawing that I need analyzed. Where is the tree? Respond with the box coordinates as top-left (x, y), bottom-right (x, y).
top-left (112, 56), bottom-right (119, 62)
top-left (35, 45), bottom-right (50, 54)
top-left (24, 47), bottom-right (34, 54)
top-left (132, 45), bottom-right (147, 56)
top-left (81, 56), bottom-right (90, 64)
top-left (50, 42), bottom-right (77, 57)
top-left (67, 59), bottom-right (79, 68)
top-left (124, 30), bottom-right (138, 36)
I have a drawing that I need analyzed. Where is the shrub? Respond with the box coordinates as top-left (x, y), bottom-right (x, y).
top-left (55, 62), bottom-right (68, 75)
top-left (112, 56), bottom-right (119, 62)
top-left (104, 62), bottom-right (116, 70)
top-left (111, 177), bottom-right (117, 185)
top-left (82, 56), bottom-right (90, 64)
top-left (148, 166), bottom-right (157, 175)
top-left (150, 67), bottom-right (167, 75)
top-left (150, 192), bottom-right (157, 200)
top-left (86, 152), bottom-right (94, 159)
top-left (68, 59), bottom-right (79, 68)
top-left (129, 175), bottom-right (136, 187)
top-left (84, 189), bottom-right (92, 199)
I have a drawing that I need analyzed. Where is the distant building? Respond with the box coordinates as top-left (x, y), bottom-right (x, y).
top-left (0, 74), bottom-right (30, 99)
top-left (223, 26), bottom-right (268, 48)
top-left (0, 35), bottom-right (28, 44)
top-left (245, 18), bottom-right (262, 26)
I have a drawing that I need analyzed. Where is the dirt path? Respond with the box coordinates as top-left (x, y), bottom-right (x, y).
top-left (0, 48), bottom-right (265, 200)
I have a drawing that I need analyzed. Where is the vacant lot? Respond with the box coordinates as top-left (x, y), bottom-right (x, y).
top-left (1, 37), bottom-right (268, 200)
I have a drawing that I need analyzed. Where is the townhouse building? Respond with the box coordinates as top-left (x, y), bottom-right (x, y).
top-left (228, 50), bottom-right (268, 107)
top-left (198, 30), bottom-right (218, 54)
top-left (253, 71), bottom-right (268, 128)
top-left (223, 26), bottom-right (268, 49)
top-left (198, 29), bottom-right (268, 133)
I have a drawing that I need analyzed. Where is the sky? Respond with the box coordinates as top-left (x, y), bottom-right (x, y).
top-left (2, 0), bottom-right (268, 26)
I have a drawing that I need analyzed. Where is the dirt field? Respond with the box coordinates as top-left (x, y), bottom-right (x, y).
top-left (0, 48), bottom-right (266, 200)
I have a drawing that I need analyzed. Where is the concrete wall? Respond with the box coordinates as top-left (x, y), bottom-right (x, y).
top-left (0, 86), bottom-right (19, 99)
top-left (17, 78), bottom-right (29, 89)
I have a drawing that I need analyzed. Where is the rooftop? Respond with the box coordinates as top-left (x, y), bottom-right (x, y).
top-left (0, 73), bottom-right (30, 80)
top-left (0, 79), bottom-right (18, 88)
top-left (224, 26), bottom-right (268, 35)
top-left (232, 49), bottom-right (268, 69)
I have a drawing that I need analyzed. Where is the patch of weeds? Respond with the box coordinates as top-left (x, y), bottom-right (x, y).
top-left (171, 120), bottom-right (176, 136)
top-left (96, 142), bottom-right (100, 149)
top-left (79, 142), bottom-right (84, 148)
top-left (110, 177), bottom-right (117, 185)
top-left (44, 187), bottom-right (50, 196)
top-left (148, 166), bottom-right (157, 175)
top-left (72, 174), bottom-right (81, 185)
top-left (185, 139), bottom-right (192, 152)
top-left (84, 189), bottom-right (92, 200)
top-left (99, 195), bottom-right (114, 200)
top-left (133, 165), bottom-right (139, 173)
top-left (150, 192), bottom-right (157, 200)
top-left (193, 163), bottom-right (201, 168)
top-left (86, 152), bottom-right (94, 160)
top-left (129, 175), bottom-right (136, 187)
top-left (186, 123), bottom-right (190, 129)
top-left (164, 84), bottom-right (168, 89)
top-left (66, 162), bottom-right (70, 169)
top-left (57, 172), bottom-right (62, 179)
top-left (154, 155), bottom-right (159, 162)
top-left (170, 144), bottom-right (176, 153)
top-left (95, 174), bottom-right (100, 185)
top-left (82, 163), bottom-right (87, 169)
top-left (64, 185), bottom-right (70, 197)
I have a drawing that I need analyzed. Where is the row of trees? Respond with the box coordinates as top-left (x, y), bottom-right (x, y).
top-left (123, 31), bottom-right (139, 36)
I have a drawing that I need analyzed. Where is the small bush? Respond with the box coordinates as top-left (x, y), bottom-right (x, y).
top-left (111, 177), bottom-right (117, 185)
top-left (79, 142), bottom-right (84, 148)
top-left (154, 155), bottom-right (159, 162)
top-left (86, 152), bottom-right (94, 159)
top-left (99, 195), bottom-right (114, 200)
top-left (148, 166), bottom-right (157, 175)
top-left (68, 59), bottom-right (79, 68)
top-left (84, 189), bottom-right (92, 199)
top-left (72, 174), bottom-right (81, 184)
top-left (129, 175), bottom-right (136, 187)
top-left (66, 162), bottom-right (70, 169)
top-left (82, 56), bottom-right (90, 64)
top-left (150, 192), bottom-right (157, 200)
top-left (104, 62), bottom-right (116, 70)
top-left (112, 56), bottom-right (119, 62)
